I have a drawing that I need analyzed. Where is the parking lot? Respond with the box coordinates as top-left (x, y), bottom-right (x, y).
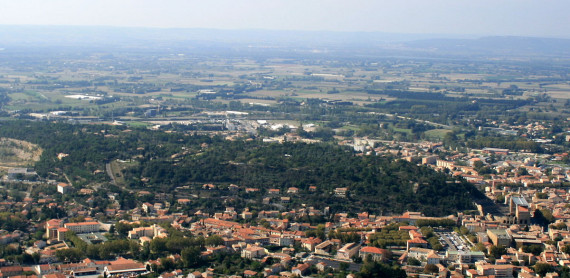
top-left (436, 231), bottom-right (472, 252)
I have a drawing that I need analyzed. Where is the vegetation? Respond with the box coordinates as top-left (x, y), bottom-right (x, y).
top-left (0, 120), bottom-right (481, 216)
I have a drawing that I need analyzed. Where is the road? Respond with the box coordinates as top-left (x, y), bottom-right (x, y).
top-left (365, 112), bottom-right (452, 129)
top-left (105, 162), bottom-right (117, 186)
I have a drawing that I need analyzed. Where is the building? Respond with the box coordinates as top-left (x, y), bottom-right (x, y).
top-left (241, 246), bottom-right (266, 260)
top-left (336, 243), bottom-right (360, 260)
top-left (104, 258), bottom-right (146, 277)
top-left (476, 263), bottom-right (514, 278)
top-left (7, 168), bottom-right (37, 180)
top-left (508, 196), bottom-right (531, 225)
top-left (426, 252), bottom-right (441, 265)
top-left (45, 219), bottom-right (64, 240)
top-left (55, 227), bottom-right (69, 241)
top-left (408, 247), bottom-right (435, 261)
top-left (422, 156), bottom-right (438, 165)
top-left (315, 241), bottom-right (335, 255)
top-left (359, 246), bottom-right (389, 262)
top-left (407, 237), bottom-right (429, 250)
top-left (292, 263), bottom-right (310, 277)
top-left (64, 222), bottom-right (100, 234)
top-left (287, 187), bottom-right (299, 194)
top-left (128, 224), bottom-right (167, 240)
top-left (446, 251), bottom-right (485, 264)
top-left (482, 148), bottom-right (509, 155)
top-left (301, 237), bottom-right (322, 252)
top-left (0, 266), bottom-right (24, 277)
top-left (57, 183), bottom-right (72, 194)
top-left (334, 187), bottom-right (348, 197)
top-left (487, 229), bottom-right (512, 246)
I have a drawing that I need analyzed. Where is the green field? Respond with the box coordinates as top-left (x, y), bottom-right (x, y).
top-left (424, 129), bottom-right (452, 140)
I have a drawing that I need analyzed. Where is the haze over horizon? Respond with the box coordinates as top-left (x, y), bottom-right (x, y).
top-left (0, 0), bottom-right (569, 39)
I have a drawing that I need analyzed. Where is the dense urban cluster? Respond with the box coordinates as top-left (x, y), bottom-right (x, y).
top-left (0, 121), bottom-right (569, 278)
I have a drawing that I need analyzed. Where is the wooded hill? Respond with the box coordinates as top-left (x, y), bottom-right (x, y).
top-left (0, 120), bottom-right (481, 216)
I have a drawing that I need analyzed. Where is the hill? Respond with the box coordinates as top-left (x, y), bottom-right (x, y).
top-left (0, 121), bottom-right (482, 216)
top-left (1, 26), bottom-right (568, 59)
top-left (403, 36), bottom-right (570, 58)
top-left (126, 140), bottom-right (481, 216)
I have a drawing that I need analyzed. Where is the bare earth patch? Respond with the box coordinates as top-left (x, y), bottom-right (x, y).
top-left (0, 138), bottom-right (43, 167)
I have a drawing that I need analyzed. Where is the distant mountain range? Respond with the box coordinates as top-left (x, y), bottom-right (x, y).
top-left (1, 25), bottom-right (569, 59)
top-left (402, 36), bottom-right (570, 58)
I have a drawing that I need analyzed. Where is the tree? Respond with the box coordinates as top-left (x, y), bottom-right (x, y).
top-left (150, 238), bottom-right (168, 254)
top-left (534, 209), bottom-right (555, 226)
top-left (181, 246), bottom-right (201, 268)
top-left (339, 262), bottom-right (349, 272)
top-left (562, 245), bottom-right (570, 254)
top-left (360, 261), bottom-right (406, 278)
top-left (55, 248), bottom-right (84, 262)
top-left (424, 264), bottom-right (439, 273)
top-left (472, 243), bottom-right (486, 253)
top-left (205, 235), bottom-right (224, 247)
top-left (408, 257), bottom-right (421, 266)
top-left (533, 262), bottom-right (553, 276)
top-left (489, 245), bottom-right (507, 259)
top-left (522, 245), bottom-right (544, 256)
top-left (115, 222), bottom-right (133, 237)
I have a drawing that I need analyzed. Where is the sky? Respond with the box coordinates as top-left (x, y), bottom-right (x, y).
top-left (0, 0), bottom-right (569, 38)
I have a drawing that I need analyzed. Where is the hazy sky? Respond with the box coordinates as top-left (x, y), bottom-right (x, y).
top-left (1, 0), bottom-right (569, 38)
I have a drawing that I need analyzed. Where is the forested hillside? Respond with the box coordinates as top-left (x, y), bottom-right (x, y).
top-left (0, 120), bottom-right (481, 216)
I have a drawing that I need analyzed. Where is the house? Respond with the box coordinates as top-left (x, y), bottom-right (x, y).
top-left (445, 251), bottom-right (485, 264)
top-left (177, 199), bottom-right (190, 205)
top-left (336, 243), bottom-right (360, 260)
top-left (0, 266), bottom-right (24, 277)
top-left (301, 237), bottom-right (322, 252)
top-left (407, 237), bottom-right (429, 250)
top-left (57, 183), bottom-right (72, 194)
top-left (104, 258), bottom-right (146, 277)
top-left (43, 274), bottom-right (66, 278)
top-left (334, 187), bottom-right (348, 197)
top-left (142, 203), bottom-right (154, 214)
top-left (315, 262), bottom-right (328, 272)
top-left (187, 271), bottom-right (202, 278)
top-left (315, 240), bottom-right (335, 255)
top-left (292, 263), bottom-right (310, 277)
top-left (128, 224), bottom-right (167, 240)
top-left (408, 247), bottom-right (435, 261)
top-left (476, 263), bottom-right (514, 278)
top-left (399, 226), bottom-right (419, 232)
top-left (241, 246), bottom-right (266, 259)
top-left (427, 252), bottom-right (441, 265)
top-left (287, 187), bottom-right (299, 194)
top-left (241, 211), bottom-right (253, 220)
top-left (245, 188), bottom-right (259, 193)
top-left (359, 246), bottom-right (390, 262)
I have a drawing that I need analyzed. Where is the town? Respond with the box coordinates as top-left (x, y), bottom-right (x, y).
top-left (0, 119), bottom-right (569, 278)
top-left (0, 25), bottom-right (569, 278)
